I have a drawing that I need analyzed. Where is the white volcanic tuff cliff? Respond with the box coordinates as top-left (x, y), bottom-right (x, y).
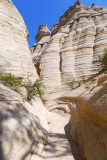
top-left (32, 2), bottom-right (107, 107)
top-left (0, 1), bottom-right (79, 160)
top-left (0, 0), bottom-right (38, 81)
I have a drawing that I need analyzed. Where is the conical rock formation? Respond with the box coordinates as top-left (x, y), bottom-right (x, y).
top-left (0, 0), bottom-right (38, 81)
top-left (32, 2), bottom-right (107, 108)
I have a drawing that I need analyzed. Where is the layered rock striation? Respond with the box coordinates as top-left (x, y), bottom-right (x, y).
top-left (0, 1), bottom-right (48, 159)
top-left (32, 1), bottom-right (107, 107)
top-left (0, 0), bottom-right (38, 81)
top-left (0, 1), bottom-right (80, 160)
top-left (0, 1), bottom-right (107, 160)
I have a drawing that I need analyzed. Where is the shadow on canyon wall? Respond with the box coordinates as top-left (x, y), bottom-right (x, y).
top-left (65, 122), bottom-right (83, 160)
top-left (0, 95), bottom-right (47, 160)
top-left (0, 92), bottom-right (83, 160)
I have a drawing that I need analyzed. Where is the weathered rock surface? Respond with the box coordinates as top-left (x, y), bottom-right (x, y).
top-left (0, 0), bottom-right (107, 160)
top-left (0, 1), bottom-right (48, 159)
top-left (32, 1), bottom-right (107, 107)
top-left (0, 82), bottom-right (83, 160)
top-left (59, 75), bottom-right (107, 160)
top-left (0, 83), bottom-right (49, 160)
top-left (44, 110), bottom-right (83, 160)
top-left (0, 0), bottom-right (38, 81)
top-left (0, 1), bottom-right (82, 160)
top-left (35, 25), bottom-right (51, 42)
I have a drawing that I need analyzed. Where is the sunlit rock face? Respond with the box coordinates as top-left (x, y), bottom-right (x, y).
top-left (0, 0), bottom-right (38, 81)
top-left (32, 1), bottom-right (107, 107)
top-left (59, 76), bottom-right (107, 160)
top-left (35, 24), bottom-right (51, 42)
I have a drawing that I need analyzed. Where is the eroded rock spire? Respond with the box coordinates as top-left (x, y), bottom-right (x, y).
top-left (75, 0), bottom-right (80, 5)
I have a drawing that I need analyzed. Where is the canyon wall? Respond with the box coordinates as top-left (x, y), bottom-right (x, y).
top-left (60, 75), bottom-right (107, 160)
top-left (0, 0), bottom-right (38, 81)
top-left (0, 83), bottom-right (49, 160)
top-left (0, 1), bottom-right (107, 160)
top-left (0, 1), bottom-right (48, 160)
top-left (32, 1), bottom-right (107, 107)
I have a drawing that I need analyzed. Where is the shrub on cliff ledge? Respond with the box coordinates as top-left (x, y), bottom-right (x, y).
top-left (0, 72), bottom-right (45, 101)
top-left (68, 79), bottom-right (83, 89)
top-left (0, 72), bottom-right (23, 90)
top-left (68, 79), bottom-right (75, 89)
top-left (98, 48), bottom-right (107, 69)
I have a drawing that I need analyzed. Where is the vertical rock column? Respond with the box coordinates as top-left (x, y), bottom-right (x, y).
top-left (40, 33), bottom-right (64, 107)
top-left (61, 15), bottom-right (96, 85)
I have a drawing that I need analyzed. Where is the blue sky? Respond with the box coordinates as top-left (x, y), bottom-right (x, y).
top-left (12, 0), bottom-right (107, 48)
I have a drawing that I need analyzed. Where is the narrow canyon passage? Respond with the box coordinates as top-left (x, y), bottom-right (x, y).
top-left (44, 111), bottom-right (83, 160)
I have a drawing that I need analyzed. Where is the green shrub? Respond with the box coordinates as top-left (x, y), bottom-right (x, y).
top-left (0, 71), bottom-right (45, 101)
top-left (23, 75), bottom-right (45, 101)
top-left (68, 78), bottom-right (75, 89)
top-left (68, 79), bottom-right (83, 90)
top-left (0, 72), bottom-right (23, 89)
top-left (98, 48), bottom-right (107, 68)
